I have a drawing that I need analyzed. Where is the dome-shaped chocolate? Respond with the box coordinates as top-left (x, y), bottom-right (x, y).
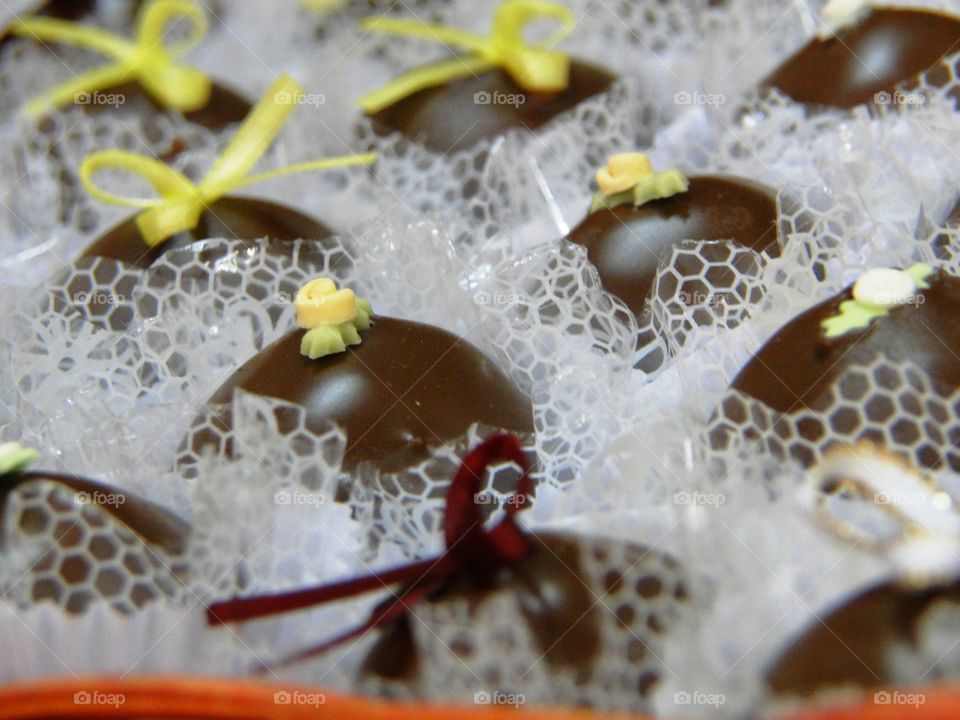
top-left (369, 62), bottom-right (615, 155)
top-left (202, 316), bottom-right (534, 475)
top-left (764, 8), bottom-right (960, 110)
top-left (567, 175), bottom-right (780, 321)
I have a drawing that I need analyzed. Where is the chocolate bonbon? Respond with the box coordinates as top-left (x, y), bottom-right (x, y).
top-left (360, 0), bottom-right (615, 154)
top-left (769, 445), bottom-right (960, 696)
top-left (9, 0), bottom-right (251, 129)
top-left (729, 267), bottom-right (960, 443)
top-left (567, 154), bottom-right (779, 324)
top-left (764, 6), bottom-right (960, 110)
top-left (63, 74), bottom-right (372, 328)
top-left (201, 282), bottom-right (533, 475)
top-left (0, 443), bottom-right (187, 613)
top-left (368, 62), bottom-right (615, 155)
top-left (208, 435), bottom-right (685, 706)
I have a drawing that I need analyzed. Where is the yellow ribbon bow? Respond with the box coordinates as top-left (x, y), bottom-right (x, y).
top-left (11, 0), bottom-right (211, 117)
top-left (358, 0), bottom-right (574, 114)
top-left (79, 74), bottom-right (377, 247)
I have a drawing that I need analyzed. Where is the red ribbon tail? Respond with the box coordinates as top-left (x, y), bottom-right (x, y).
top-left (207, 558), bottom-right (439, 625)
top-left (254, 581), bottom-right (442, 672)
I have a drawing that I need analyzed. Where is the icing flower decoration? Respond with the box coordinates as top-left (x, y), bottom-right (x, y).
top-left (590, 152), bottom-right (689, 212)
top-left (820, 264), bottom-right (933, 339)
top-left (207, 434), bottom-right (532, 669)
top-left (358, 0), bottom-right (574, 114)
top-left (295, 278), bottom-right (373, 360)
top-left (11, 0), bottom-right (212, 117)
top-left (818, 0), bottom-right (872, 39)
top-left (807, 442), bottom-right (960, 587)
top-left (79, 74), bottom-right (376, 248)
top-left (0, 442), bottom-right (39, 477)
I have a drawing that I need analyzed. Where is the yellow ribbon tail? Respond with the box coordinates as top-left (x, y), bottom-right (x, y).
top-left (10, 15), bottom-right (134, 58)
top-left (136, 60), bottom-right (212, 112)
top-left (357, 0), bottom-right (575, 112)
top-left (237, 154), bottom-right (377, 189)
top-left (359, 17), bottom-right (488, 54)
top-left (198, 74), bottom-right (301, 196)
top-left (20, 64), bottom-right (132, 117)
top-left (502, 47), bottom-right (569, 93)
top-left (136, 200), bottom-right (204, 247)
top-left (359, 55), bottom-right (492, 114)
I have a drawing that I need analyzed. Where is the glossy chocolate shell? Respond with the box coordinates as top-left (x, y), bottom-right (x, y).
top-left (368, 61), bottom-right (616, 154)
top-left (726, 271), bottom-right (960, 468)
top-left (764, 8), bottom-right (960, 110)
top-left (61, 196), bottom-right (334, 330)
top-left (80, 196), bottom-right (333, 270)
top-left (202, 315), bottom-right (534, 475)
top-left (361, 531), bottom-right (601, 680)
top-left (567, 175), bottom-right (780, 321)
top-left (768, 581), bottom-right (960, 697)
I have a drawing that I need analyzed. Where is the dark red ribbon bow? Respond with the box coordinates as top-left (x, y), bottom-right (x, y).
top-left (206, 434), bottom-right (533, 668)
